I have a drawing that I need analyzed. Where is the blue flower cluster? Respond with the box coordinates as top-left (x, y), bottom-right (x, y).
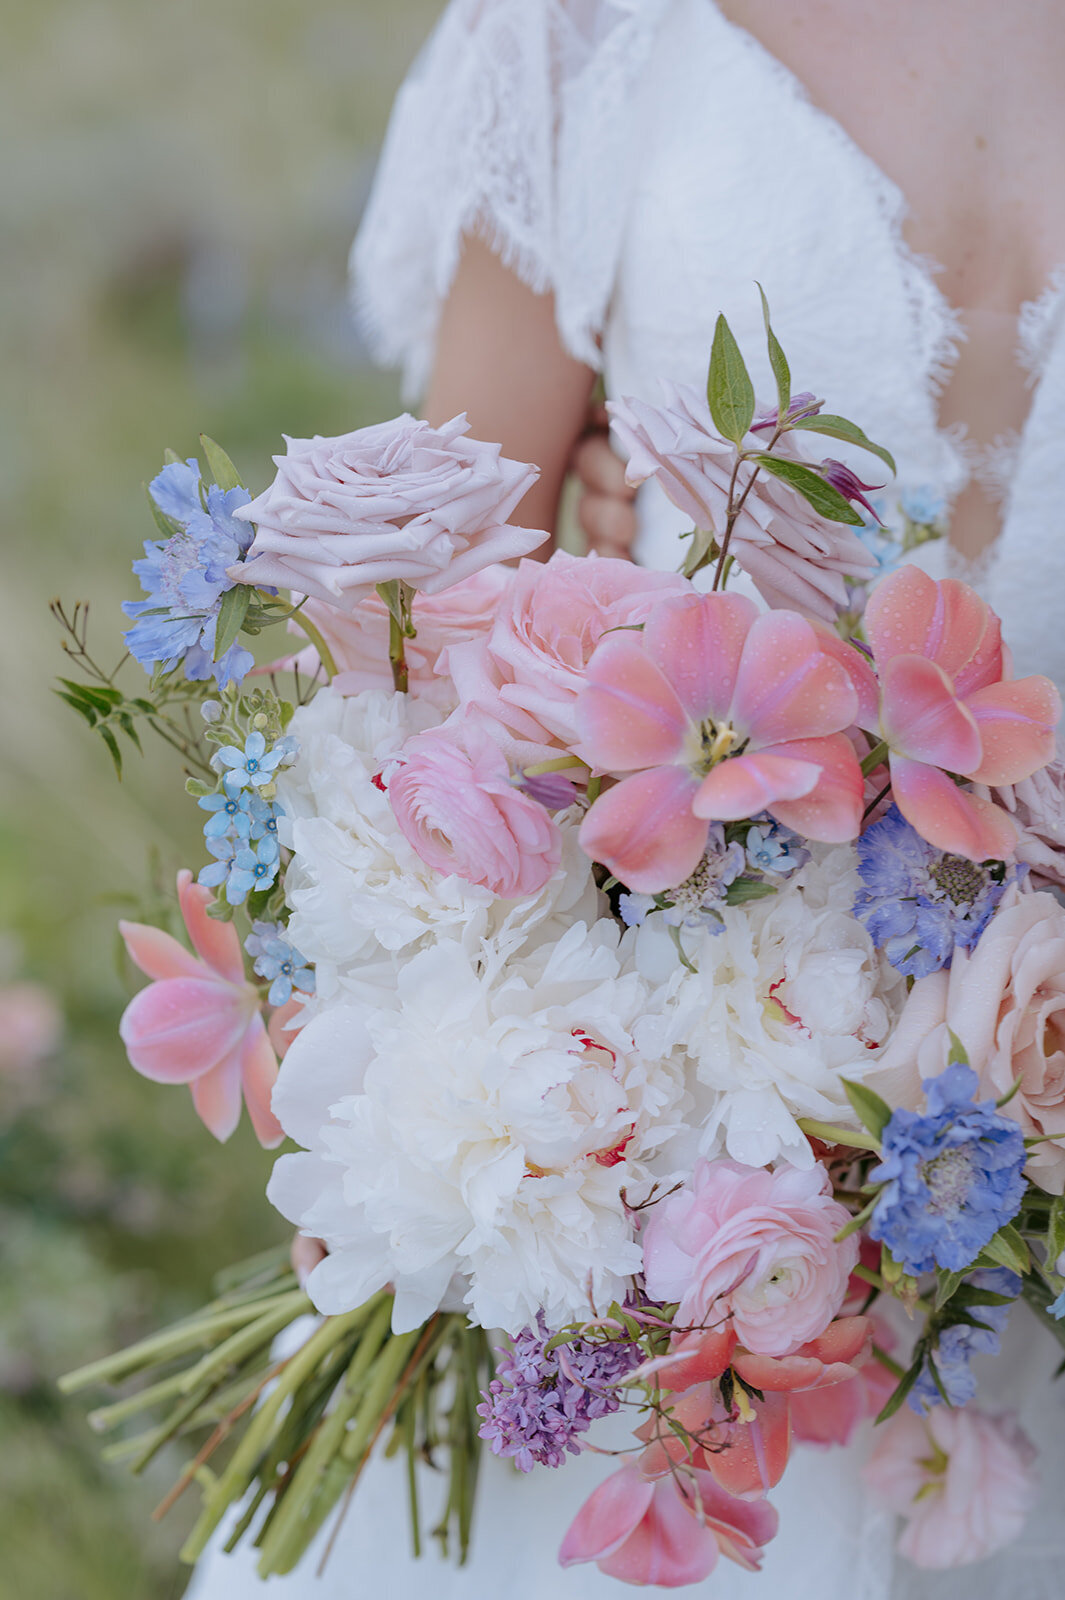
top-left (123, 458), bottom-right (254, 688)
top-left (197, 730), bottom-right (298, 906)
top-left (855, 805), bottom-right (1015, 978)
top-left (869, 1062), bottom-right (1027, 1276)
top-left (244, 921), bottom-right (315, 1007)
top-left (910, 1268), bottom-right (1021, 1414)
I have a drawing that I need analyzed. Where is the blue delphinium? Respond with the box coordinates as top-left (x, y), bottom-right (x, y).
top-left (123, 458), bottom-right (255, 688)
top-left (244, 922), bottom-right (315, 1006)
top-left (855, 805), bottom-right (1015, 978)
top-left (909, 1268), bottom-right (1021, 1414)
top-left (868, 1062), bottom-right (1027, 1276)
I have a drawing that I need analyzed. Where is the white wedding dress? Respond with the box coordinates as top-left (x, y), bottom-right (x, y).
top-left (189, 2), bottom-right (1065, 1596)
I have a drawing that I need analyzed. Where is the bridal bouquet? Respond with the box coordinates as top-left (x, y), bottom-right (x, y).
top-left (59, 303), bottom-right (1065, 1587)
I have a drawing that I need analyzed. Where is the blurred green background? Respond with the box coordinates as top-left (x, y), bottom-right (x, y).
top-left (0, 3), bottom-right (440, 1593)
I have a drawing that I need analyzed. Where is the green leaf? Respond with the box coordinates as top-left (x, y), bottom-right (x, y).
top-left (54, 690), bottom-right (98, 726)
top-left (679, 524), bottom-right (719, 580)
top-left (790, 414), bottom-right (897, 475)
top-left (979, 1223), bottom-right (1030, 1275)
top-left (58, 679), bottom-right (123, 714)
top-left (99, 726), bottom-right (124, 779)
top-left (753, 454), bottom-right (864, 524)
top-left (934, 1268), bottom-right (966, 1312)
top-left (200, 434), bottom-right (245, 492)
top-left (214, 583), bottom-right (252, 662)
top-left (162, 447), bottom-right (183, 466)
top-left (875, 1351), bottom-right (924, 1424)
top-left (946, 1029), bottom-right (970, 1067)
top-left (706, 314), bottom-right (756, 444)
top-left (840, 1078), bottom-right (892, 1140)
top-left (723, 877), bottom-right (779, 905)
top-left (756, 283), bottom-right (790, 421)
top-left (1047, 1195), bottom-right (1065, 1266)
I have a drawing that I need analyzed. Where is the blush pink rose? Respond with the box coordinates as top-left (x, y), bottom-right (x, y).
top-left (872, 887), bottom-right (1065, 1192)
top-left (230, 414), bottom-right (545, 608)
top-left (388, 719), bottom-right (562, 898)
top-left (445, 550), bottom-right (691, 769)
top-left (864, 1405), bottom-right (1036, 1569)
top-left (642, 1159), bottom-right (858, 1357)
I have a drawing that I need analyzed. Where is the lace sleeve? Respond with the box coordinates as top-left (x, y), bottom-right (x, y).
top-left (350, 0), bottom-right (669, 398)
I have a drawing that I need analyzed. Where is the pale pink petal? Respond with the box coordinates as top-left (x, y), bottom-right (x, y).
top-left (190, 1049), bottom-right (244, 1142)
top-left (890, 755), bottom-right (1019, 859)
top-left (642, 592), bottom-right (758, 723)
top-left (240, 1017), bottom-right (283, 1148)
top-left (763, 735), bottom-right (865, 841)
top-left (559, 1466), bottom-right (653, 1566)
top-left (811, 623), bottom-right (881, 728)
top-left (177, 870), bottom-right (245, 983)
top-left (119, 978), bottom-right (251, 1083)
top-left (577, 633), bottom-right (689, 771)
top-left (965, 676), bottom-right (1062, 785)
top-left (118, 920), bottom-right (204, 983)
top-left (730, 611), bottom-right (857, 744)
top-left (930, 579), bottom-right (1003, 693)
top-left (692, 750), bottom-right (820, 821)
top-left (864, 566), bottom-right (940, 663)
top-left (579, 767), bottom-right (707, 892)
top-left (694, 1474), bottom-right (779, 1572)
top-left (697, 1392), bottom-right (791, 1499)
top-left (598, 1480), bottom-right (718, 1588)
top-left (730, 1351), bottom-right (826, 1393)
top-left (789, 1375), bottom-right (867, 1447)
top-left (880, 655), bottom-right (982, 772)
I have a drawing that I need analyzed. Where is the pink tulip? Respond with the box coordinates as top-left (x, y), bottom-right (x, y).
top-left (559, 1462), bottom-right (778, 1585)
top-left (119, 871), bottom-right (282, 1146)
top-left (789, 1319), bottom-right (897, 1448)
top-left (576, 592), bottom-right (865, 892)
top-left (637, 1384), bottom-right (793, 1499)
top-left (863, 568), bottom-right (1060, 860)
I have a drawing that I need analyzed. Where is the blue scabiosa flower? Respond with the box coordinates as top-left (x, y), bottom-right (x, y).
top-left (244, 922), bottom-right (315, 1006)
top-left (617, 828), bottom-right (745, 935)
top-left (909, 1269), bottom-right (1021, 1414)
top-left (123, 458), bottom-right (255, 688)
top-left (868, 1062), bottom-right (1027, 1276)
top-left (745, 819), bottom-right (810, 878)
top-left (855, 805), bottom-right (1015, 978)
top-left (476, 1316), bottom-right (642, 1472)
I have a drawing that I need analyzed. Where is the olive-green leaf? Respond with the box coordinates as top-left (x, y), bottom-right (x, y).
top-left (840, 1077), bottom-right (892, 1140)
top-left (754, 454), bottom-right (864, 524)
top-left (200, 434), bottom-right (245, 493)
top-left (756, 283), bottom-right (790, 421)
top-left (979, 1223), bottom-right (1030, 1276)
top-left (875, 1351), bottom-right (924, 1425)
top-left (707, 314), bottom-right (755, 443)
top-left (946, 1029), bottom-right (970, 1067)
top-left (1047, 1194), bottom-right (1065, 1265)
top-left (100, 726), bottom-right (124, 779)
top-left (791, 414), bottom-right (897, 475)
top-left (934, 1268), bottom-right (966, 1312)
top-left (213, 582), bottom-right (252, 663)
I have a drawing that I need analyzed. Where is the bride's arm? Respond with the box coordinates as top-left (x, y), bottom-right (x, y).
top-left (423, 235), bottom-right (633, 548)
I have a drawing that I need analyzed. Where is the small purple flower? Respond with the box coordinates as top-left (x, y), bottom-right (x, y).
top-left (517, 770), bottom-right (580, 810)
top-left (820, 460), bottom-right (885, 523)
top-left (477, 1315), bottom-right (641, 1472)
top-left (750, 392), bottom-right (824, 433)
top-left (909, 1269), bottom-right (1020, 1414)
top-left (244, 921), bottom-right (314, 1006)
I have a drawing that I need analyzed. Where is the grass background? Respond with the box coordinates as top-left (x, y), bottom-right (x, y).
top-left (0, 3), bottom-right (442, 1593)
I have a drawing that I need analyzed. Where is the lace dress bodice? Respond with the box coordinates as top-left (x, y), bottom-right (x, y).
top-left (187, 4), bottom-right (1065, 1598)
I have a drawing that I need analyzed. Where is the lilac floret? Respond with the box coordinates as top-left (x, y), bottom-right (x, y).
top-left (909, 1269), bottom-right (1021, 1414)
top-left (476, 1315), bottom-right (641, 1472)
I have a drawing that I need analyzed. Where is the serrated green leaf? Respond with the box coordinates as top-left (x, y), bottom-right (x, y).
top-left (840, 1078), bottom-right (892, 1140)
top-left (791, 414), bottom-right (897, 474)
top-left (214, 583), bottom-right (252, 663)
top-left (100, 726), bottom-right (123, 779)
top-left (144, 482), bottom-right (184, 539)
top-left (706, 314), bottom-right (755, 444)
top-left (756, 283), bottom-right (790, 421)
top-left (946, 1029), bottom-right (970, 1067)
top-left (200, 434), bottom-right (245, 492)
top-left (754, 454), bottom-right (864, 524)
top-left (980, 1223), bottom-right (1030, 1275)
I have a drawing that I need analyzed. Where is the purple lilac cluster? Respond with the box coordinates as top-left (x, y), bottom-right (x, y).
top-left (477, 1315), bottom-right (642, 1472)
top-left (910, 1269), bottom-right (1021, 1414)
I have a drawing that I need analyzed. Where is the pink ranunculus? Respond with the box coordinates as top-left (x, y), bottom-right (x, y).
top-left (118, 871), bottom-right (282, 1146)
top-left (559, 1462), bottom-right (779, 1586)
top-left (576, 591), bottom-right (865, 891)
top-left (267, 566), bottom-right (513, 708)
top-left (975, 745), bottom-right (1065, 893)
top-left (863, 567), bottom-right (1060, 860)
top-left (230, 414), bottom-right (545, 609)
top-left (642, 1159), bottom-right (858, 1357)
top-left (864, 1405), bottom-right (1036, 1569)
top-left (607, 384), bottom-right (877, 621)
top-left (445, 550), bottom-right (691, 770)
top-left (388, 719), bottom-right (562, 899)
top-left (872, 887), bottom-right (1065, 1192)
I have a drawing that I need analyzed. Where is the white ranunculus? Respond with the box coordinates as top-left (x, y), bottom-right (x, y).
top-left (275, 689), bottom-right (602, 1008)
top-left (267, 921), bottom-right (688, 1335)
top-left (633, 846), bottom-right (907, 1169)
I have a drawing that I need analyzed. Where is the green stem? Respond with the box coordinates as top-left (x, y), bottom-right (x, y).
top-left (860, 739), bottom-right (890, 777)
top-left (290, 611), bottom-right (338, 682)
top-left (523, 755), bottom-right (589, 777)
top-left (871, 1343), bottom-right (906, 1380)
top-left (796, 1118), bottom-right (881, 1153)
top-left (388, 611), bottom-right (409, 694)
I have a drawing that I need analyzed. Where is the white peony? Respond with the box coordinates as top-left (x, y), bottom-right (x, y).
top-left (275, 688), bottom-right (601, 1007)
top-left (267, 920), bottom-right (688, 1335)
top-left (633, 846), bottom-right (908, 1169)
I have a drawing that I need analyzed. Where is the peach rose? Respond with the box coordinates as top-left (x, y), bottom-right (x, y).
top-left (864, 1405), bottom-right (1036, 1569)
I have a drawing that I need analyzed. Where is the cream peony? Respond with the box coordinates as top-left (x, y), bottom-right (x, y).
top-left (267, 923), bottom-right (689, 1334)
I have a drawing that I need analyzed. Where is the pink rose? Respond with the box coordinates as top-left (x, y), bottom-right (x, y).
top-left (231, 414), bottom-right (545, 608)
top-left (872, 887), bottom-right (1065, 1192)
top-left (608, 384), bottom-right (876, 621)
top-left (864, 1405), bottom-right (1036, 1569)
top-left (388, 719), bottom-right (562, 899)
top-left (642, 1159), bottom-right (858, 1357)
top-left (446, 550), bottom-right (690, 769)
